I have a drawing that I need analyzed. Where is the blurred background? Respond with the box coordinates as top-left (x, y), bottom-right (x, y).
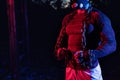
top-left (0, 0), bottom-right (120, 80)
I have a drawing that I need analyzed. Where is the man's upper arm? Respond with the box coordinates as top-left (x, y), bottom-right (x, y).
top-left (93, 11), bottom-right (116, 58)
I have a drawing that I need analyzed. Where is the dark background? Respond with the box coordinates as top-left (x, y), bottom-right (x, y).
top-left (0, 0), bottom-right (120, 80)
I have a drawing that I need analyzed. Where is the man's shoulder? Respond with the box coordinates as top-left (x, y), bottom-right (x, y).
top-left (92, 8), bottom-right (110, 22)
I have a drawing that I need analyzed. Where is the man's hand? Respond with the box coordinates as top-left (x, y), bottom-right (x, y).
top-left (73, 50), bottom-right (97, 69)
top-left (56, 48), bottom-right (72, 60)
top-left (73, 50), bottom-right (84, 64)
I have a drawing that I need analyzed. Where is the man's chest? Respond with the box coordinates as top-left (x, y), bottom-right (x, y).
top-left (66, 16), bottom-right (95, 35)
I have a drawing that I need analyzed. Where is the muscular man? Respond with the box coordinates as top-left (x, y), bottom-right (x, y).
top-left (54, 0), bottom-right (116, 80)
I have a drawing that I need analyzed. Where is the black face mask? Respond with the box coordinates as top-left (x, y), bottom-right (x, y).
top-left (77, 0), bottom-right (91, 10)
top-left (71, 0), bottom-right (92, 13)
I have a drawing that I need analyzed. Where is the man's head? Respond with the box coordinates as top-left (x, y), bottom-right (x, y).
top-left (71, 0), bottom-right (92, 10)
